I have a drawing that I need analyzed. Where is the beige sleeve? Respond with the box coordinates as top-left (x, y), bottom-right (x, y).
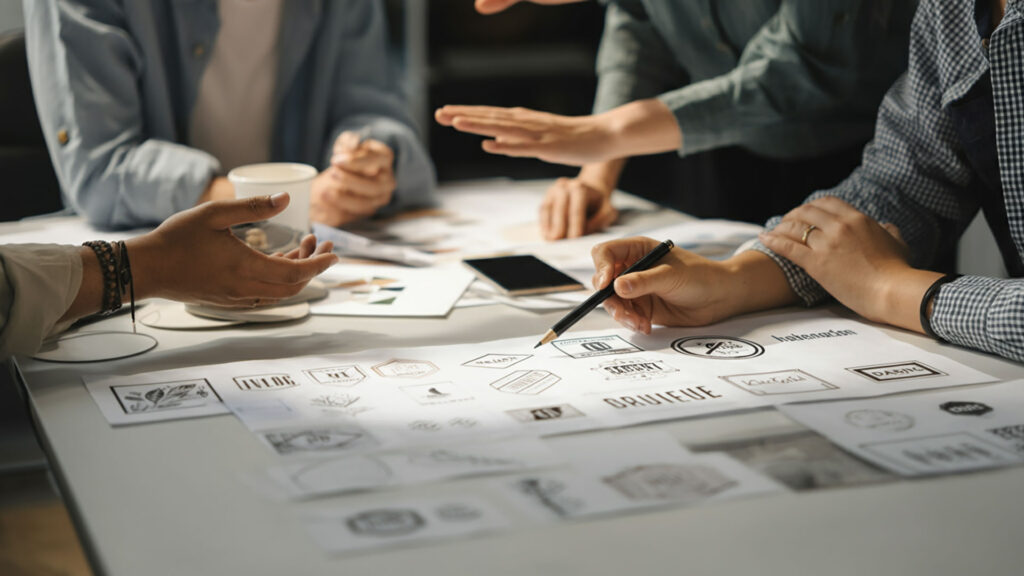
top-left (0, 245), bottom-right (84, 357)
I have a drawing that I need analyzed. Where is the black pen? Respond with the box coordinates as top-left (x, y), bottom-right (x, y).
top-left (534, 239), bottom-right (675, 348)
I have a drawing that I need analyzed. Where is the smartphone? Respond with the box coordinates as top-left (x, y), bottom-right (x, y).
top-left (463, 255), bottom-right (584, 296)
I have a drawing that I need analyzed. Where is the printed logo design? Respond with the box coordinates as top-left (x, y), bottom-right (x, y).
top-left (507, 404), bottom-right (585, 423)
top-left (112, 379), bottom-right (220, 415)
top-left (346, 509), bottom-right (425, 537)
top-left (987, 425), bottom-right (1024, 454)
top-left (848, 361), bottom-right (946, 382)
top-left (262, 425), bottom-right (376, 455)
top-left (372, 359), bottom-right (439, 379)
top-left (514, 477), bottom-right (583, 518)
top-left (592, 358), bottom-right (678, 381)
top-left (304, 365), bottom-right (366, 386)
top-left (462, 354), bottom-right (532, 369)
top-left (603, 464), bottom-right (737, 501)
top-left (844, 409), bottom-right (916, 432)
top-left (719, 369), bottom-right (835, 395)
top-left (490, 370), bottom-right (560, 395)
top-left (233, 373), bottom-right (298, 391)
top-left (400, 381), bottom-right (474, 405)
top-left (602, 386), bottom-right (723, 409)
top-left (940, 401), bottom-right (993, 417)
top-left (552, 335), bottom-right (642, 359)
top-left (435, 503), bottom-right (483, 522)
top-left (671, 336), bottom-right (764, 359)
top-left (861, 432), bottom-right (1017, 474)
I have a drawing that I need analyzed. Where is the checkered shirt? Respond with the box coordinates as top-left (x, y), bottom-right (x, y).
top-left (750, 0), bottom-right (1024, 361)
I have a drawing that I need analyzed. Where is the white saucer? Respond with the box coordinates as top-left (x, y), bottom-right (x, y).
top-left (139, 302), bottom-right (244, 330)
top-left (185, 301), bottom-right (310, 323)
top-left (33, 331), bottom-right (158, 363)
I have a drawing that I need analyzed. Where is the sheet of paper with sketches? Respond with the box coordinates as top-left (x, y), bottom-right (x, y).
top-left (459, 279), bottom-right (588, 312)
top-left (312, 223), bottom-right (436, 267)
top-left (311, 264), bottom-right (473, 317)
top-left (250, 437), bottom-right (562, 500)
top-left (86, 311), bottom-right (994, 452)
top-left (779, 380), bottom-right (1024, 476)
top-left (84, 374), bottom-right (228, 425)
top-left (497, 430), bottom-right (784, 520)
top-left (304, 496), bottom-right (510, 554)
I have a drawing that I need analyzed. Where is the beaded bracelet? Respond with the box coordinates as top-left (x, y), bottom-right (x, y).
top-left (920, 273), bottom-right (961, 340)
top-left (115, 240), bottom-right (137, 333)
top-left (82, 240), bottom-right (121, 316)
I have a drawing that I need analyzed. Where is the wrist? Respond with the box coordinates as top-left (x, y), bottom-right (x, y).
top-left (578, 161), bottom-right (624, 194)
top-left (601, 99), bottom-right (682, 158)
top-left (875, 267), bottom-right (945, 333)
top-left (124, 235), bottom-right (164, 301)
top-left (720, 251), bottom-right (801, 317)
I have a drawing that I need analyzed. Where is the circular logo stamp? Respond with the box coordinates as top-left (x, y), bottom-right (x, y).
top-left (844, 409), bottom-right (915, 432)
top-left (671, 336), bottom-right (764, 360)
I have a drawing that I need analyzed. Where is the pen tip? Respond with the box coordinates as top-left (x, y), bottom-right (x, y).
top-left (533, 342), bottom-right (542, 349)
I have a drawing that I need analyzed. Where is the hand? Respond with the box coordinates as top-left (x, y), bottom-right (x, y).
top-left (757, 196), bottom-right (939, 328)
top-left (128, 193), bottom-right (338, 307)
top-left (474, 0), bottom-right (586, 15)
top-left (540, 177), bottom-right (617, 240)
top-left (435, 99), bottom-right (680, 166)
top-left (311, 131), bottom-right (397, 226)
top-left (591, 237), bottom-right (798, 333)
top-left (435, 105), bottom-right (616, 166)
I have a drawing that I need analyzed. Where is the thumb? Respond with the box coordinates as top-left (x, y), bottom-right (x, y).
top-left (613, 264), bottom-right (676, 300)
top-left (205, 193), bottom-right (290, 230)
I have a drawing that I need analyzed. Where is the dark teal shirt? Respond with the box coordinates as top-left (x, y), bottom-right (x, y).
top-left (594, 0), bottom-right (918, 159)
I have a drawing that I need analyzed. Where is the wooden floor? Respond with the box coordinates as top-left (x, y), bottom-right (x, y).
top-left (0, 470), bottom-right (92, 576)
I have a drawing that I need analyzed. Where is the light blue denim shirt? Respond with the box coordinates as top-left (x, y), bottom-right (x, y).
top-left (24, 0), bottom-right (436, 228)
top-left (594, 0), bottom-right (918, 159)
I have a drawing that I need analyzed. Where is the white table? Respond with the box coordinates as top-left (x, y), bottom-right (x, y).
top-left (9, 181), bottom-right (1024, 575)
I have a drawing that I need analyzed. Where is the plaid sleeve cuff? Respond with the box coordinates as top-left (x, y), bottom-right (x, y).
top-left (931, 275), bottom-right (1024, 361)
top-left (745, 215), bottom-right (830, 306)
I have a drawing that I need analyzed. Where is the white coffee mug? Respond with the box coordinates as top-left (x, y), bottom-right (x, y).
top-left (228, 163), bottom-right (317, 233)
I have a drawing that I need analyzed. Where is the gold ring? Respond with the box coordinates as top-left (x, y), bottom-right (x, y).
top-left (801, 224), bottom-right (817, 245)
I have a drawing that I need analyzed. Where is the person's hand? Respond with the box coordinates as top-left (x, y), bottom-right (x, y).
top-left (540, 177), bottom-right (617, 240)
top-left (128, 193), bottom-right (338, 307)
top-left (311, 131), bottom-right (397, 227)
top-left (757, 196), bottom-right (936, 327)
top-left (474, 0), bottom-right (585, 15)
top-left (435, 105), bottom-right (616, 166)
top-left (591, 237), bottom-right (798, 333)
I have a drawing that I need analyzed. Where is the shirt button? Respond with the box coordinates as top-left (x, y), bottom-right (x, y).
top-left (57, 129), bottom-right (69, 145)
top-left (193, 43), bottom-right (206, 58)
top-left (982, 37), bottom-right (990, 51)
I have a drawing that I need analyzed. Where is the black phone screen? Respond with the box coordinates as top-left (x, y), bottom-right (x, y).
top-left (463, 255), bottom-right (584, 296)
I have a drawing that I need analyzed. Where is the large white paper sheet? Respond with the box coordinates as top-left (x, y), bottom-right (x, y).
top-left (304, 496), bottom-right (510, 554)
top-left (497, 431), bottom-right (784, 520)
top-left (86, 311), bottom-right (994, 447)
top-left (779, 380), bottom-right (1024, 476)
top-left (311, 264), bottom-right (473, 317)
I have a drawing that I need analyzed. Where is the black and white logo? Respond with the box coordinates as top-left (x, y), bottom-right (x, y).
top-left (671, 336), bottom-right (764, 359)
top-left (346, 509), bottom-right (425, 537)
top-left (848, 361), bottom-right (945, 382)
top-left (233, 373), bottom-right (298, 391)
top-left (304, 365), bottom-right (365, 386)
top-left (552, 335), bottom-right (641, 359)
top-left (462, 354), bottom-right (532, 369)
top-left (490, 370), bottom-right (560, 395)
top-left (940, 401), bottom-right (993, 417)
top-left (507, 404), bottom-right (585, 422)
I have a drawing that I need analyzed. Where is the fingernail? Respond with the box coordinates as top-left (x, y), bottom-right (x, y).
top-left (624, 317), bottom-right (639, 331)
top-left (617, 277), bottom-right (633, 294)
top-left (270, 192), bottom-right (288, 207)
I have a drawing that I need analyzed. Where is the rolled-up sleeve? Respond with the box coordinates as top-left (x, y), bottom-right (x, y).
top-left (661, 0), bottom-right (912, 157)
top-left (24, 0), bottom-right (220, 228)
top-left (0, 245), bottom-right (82, 357)
top-left (320, 0), bottom-right (436, 214)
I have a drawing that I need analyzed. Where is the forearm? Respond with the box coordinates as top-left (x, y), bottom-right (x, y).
top-left (58, 237), bottom-right (166, 325)
top-left (718, 251), bottom-right (800, 318)
top-left (600, 99), bottom-right (682, 160)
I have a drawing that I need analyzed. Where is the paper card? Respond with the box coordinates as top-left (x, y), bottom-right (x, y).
top-left (498, 432), bottom-right (784, 521)
top-left (259, 437), bottom-right (562, 500)
top-left (84, 373), bottom-right (229, 426)
top-left (304, 496), bottom-right (510, 554)
top-left (779, 380), bottom-right (1024, 476)
top-left (311, 264), bottom-right (473, 317)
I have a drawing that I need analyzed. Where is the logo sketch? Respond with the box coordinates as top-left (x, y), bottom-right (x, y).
top-left (112, 379), bottom-right (220, 414)
top-left (462, 354), bottom-right (532, 369)
top-left (507, 404), bottom-right (585, 423)
top-left (720, 369), bottom-right (835, 395)
top-left (233, 373), bottom-right (299, 391)
top-left (490, 370), bottom-right (560, 395)
top-left (592, 358), bottom-right (678, 381)
top-left (372, 359), bottom-right (439, 379)
top-left (671, 336), bottom-right (764, 359)
top-left (847, 361), bottom-right (946, 382)
top-left (262, 426), bottom-right (377, 455)
top-left (603, 464), bottom-right (737, 502)
top-left (346, 509), bottom-right (425, 537)
top-left (844, 409), bottom-right (916, 432)
top-left (304, 365), bottom-right (366, 386)
top-left (552, 335), bottom-right (642, 359)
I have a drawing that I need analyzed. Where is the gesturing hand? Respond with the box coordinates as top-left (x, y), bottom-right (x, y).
top-left (312, 130), bottom-right (397, 227)
top-left (128, 193), bottom-right (338, 307)
top-left (435, 105), bottom-right (616, 166)
top-left (757, 196), bottom-right (928, 325)
top-left (540, 177), bottom-right (617, 240)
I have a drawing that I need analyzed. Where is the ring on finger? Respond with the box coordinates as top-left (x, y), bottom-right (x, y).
top-left (801, 224), bottom-right (818, 245)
